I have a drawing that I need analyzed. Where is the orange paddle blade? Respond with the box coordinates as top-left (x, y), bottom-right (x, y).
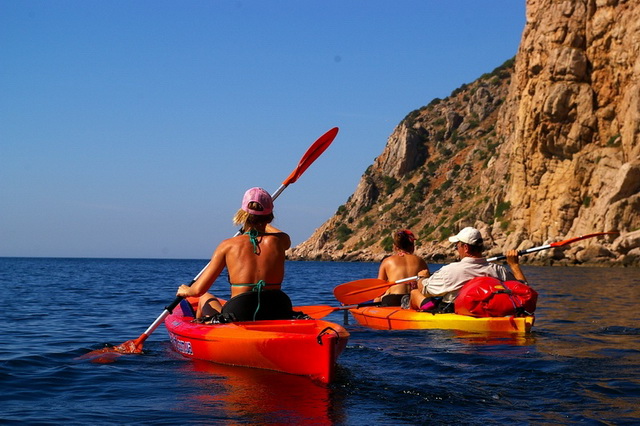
top-left (488, 231), bottom-right (620, 262)
top-left (551, 231), bottom-right (619, 247)
top-left (333, 278), bottom-right (392, 305)
top-left (295, 305), bottom-right (338, 319)
top-left (78, 336), bottom-right (145, 363)
top-left (76, 348), bottom-right (124, 364)
top-left (282, 127), bottom-right (338, 185)
top-left (114, 336), bottom-right (146, 353)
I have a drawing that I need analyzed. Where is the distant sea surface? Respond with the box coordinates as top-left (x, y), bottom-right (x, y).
top-left (1, 257), bottom-right (639, 425)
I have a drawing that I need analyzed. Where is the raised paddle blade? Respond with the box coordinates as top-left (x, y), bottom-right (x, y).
top-left (549, 231), bottom-right (619, 248)
top-left (487, 231), bottom-right (620, 262)
top-left (282, 127), bottom-right (338, 185)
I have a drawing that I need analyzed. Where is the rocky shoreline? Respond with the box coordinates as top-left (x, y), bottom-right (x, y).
top-left (288, 229), bottom-right (640, 268)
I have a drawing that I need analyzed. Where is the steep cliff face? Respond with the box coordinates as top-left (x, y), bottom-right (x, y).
top-left (291, 0), bottom-right (640, 266)
top-left (496, 0), bottom-right (640, 264)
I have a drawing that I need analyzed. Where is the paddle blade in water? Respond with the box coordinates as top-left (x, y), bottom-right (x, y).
top-left (114, 337), bottom-right (145, 354)
top-left (77, 346), bottom-right (125, 364)
top-left (78, 336), bottom-right (145, 363)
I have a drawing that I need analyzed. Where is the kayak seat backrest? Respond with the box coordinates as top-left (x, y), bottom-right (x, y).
top-left (179, 298), bottom-right (196, 317)
top-left (221, 290), bottom-right (294, 321)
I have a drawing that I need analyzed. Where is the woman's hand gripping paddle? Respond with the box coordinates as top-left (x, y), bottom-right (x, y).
top-left (333, 276), bottom-right (420, 305)
top-left (81, 127), bottom-right (339, 362)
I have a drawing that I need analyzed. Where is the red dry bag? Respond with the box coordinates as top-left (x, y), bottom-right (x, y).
top-left (454, 276), bottom-right (538, 317)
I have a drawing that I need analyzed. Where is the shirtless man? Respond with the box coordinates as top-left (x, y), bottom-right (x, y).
top-left (176, 187), bottom-right (291, 319)
top-left (375, 229), bottom-right (429, 306)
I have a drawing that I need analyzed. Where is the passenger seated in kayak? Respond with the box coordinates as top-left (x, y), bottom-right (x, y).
top-left (374, 229), bottom-right (429, 306)
top-left (176, 187), bottom-right (293, 320)
top-left (408, 227), bottom-right (528, 312)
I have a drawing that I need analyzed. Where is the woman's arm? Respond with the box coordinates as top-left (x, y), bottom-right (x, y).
top-left (176, 244), bottom-right (227, 298)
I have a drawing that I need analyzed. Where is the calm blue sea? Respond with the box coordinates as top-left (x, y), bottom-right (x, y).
top-left (1, 257), bottom-right (639, 425)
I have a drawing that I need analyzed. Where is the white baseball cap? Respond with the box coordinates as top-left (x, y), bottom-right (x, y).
top-left (448, 227), bottom-right (483, 246)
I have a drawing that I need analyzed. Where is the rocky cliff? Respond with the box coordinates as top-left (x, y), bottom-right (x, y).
top-left (290, 0), bottom-right (640, 266)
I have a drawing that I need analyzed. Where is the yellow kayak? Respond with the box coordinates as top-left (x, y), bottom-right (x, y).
top-left (349, 306), bottom-right (534, 333)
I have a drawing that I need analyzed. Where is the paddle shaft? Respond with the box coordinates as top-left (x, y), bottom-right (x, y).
top-left (296, 301), bottom-right (381, 319)
top-left (139, 297), bottom-right (183, 340)
top-left (486, 245), bottom-right (552, 262)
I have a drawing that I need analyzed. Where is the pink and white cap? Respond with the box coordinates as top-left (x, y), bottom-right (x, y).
top-left (241, 187), bottom-right (273, 215)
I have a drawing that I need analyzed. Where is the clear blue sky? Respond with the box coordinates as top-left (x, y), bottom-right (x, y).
top-left (1, 0), bottom-right (526, 259)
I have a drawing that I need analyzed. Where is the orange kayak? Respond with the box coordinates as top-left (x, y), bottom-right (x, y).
top-left (349, 306), bottom-right (534, 333)
top-left (164, 300), bottom-right (350, 384)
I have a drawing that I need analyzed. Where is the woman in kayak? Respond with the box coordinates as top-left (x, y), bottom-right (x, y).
top-left (374, 229), bottom-right (429, 306)
top-left (176, 187), bottom-right (292, 320)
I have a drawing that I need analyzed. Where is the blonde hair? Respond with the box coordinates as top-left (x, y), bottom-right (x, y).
top-left (233, 208), bottom-right (274, 229)
top-left (233, 209), bottom-right (249, 226)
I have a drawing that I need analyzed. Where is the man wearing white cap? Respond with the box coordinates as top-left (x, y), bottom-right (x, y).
top-left (407, 227), bottom-right (527, 311)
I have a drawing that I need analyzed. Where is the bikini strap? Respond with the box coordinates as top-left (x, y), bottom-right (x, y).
top-left (252, 280), bottom-right (266, 321)
top-left (245, 229), bottom-right (260, 254)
